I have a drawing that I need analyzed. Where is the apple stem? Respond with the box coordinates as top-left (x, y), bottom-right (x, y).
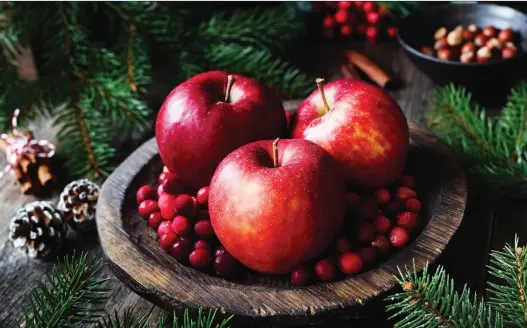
top-left (273, 138), bottom-right (279, 168)
top-left (316, 78), bottom-right (330, 114)
top-left (225, 75), bottom-right (235, 103)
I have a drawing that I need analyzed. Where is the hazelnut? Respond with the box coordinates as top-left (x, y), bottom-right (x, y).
top-left (505, 42), bottom-right (517, 50)
top-left (474, 33), bottom-right (488, 47)
top-left (502, 47), bottom-right (518, 59)
top-left (476, 47), bottom-right (492, 63)
top-left (454, 25), bottom-right (463, 32)
top-left (434, 38), bottom-right (449, 50)
top-left (420, 46), bottom-right (435, 57)
top-left (498, 28), bottom-right (514, 43)
top-left (461, 41), bottom-right (476, 54)
top-left (468, 24), bottom-right (479, 33)
top-left (486, 38), bottom-right (503, 50)
top-left (434, 27), bottom-right (448, 40)
top-left (482, 26), bottom-right (497, 38)
top-left (461, 29), bottom-right (476, 41)
top-left (460, 51), bottom-right (475, 63)
top-left (437, 48), bottom-right (453, 61)
top-left (447, 29), bottom-right (463, 46)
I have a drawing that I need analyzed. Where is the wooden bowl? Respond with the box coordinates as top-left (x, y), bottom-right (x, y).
top-left (97, 122), bottom-right (466, 327)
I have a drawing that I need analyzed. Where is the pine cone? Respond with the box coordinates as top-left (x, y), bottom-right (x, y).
top-left (9, 201), bottom-right (65, 258)
top-left (58, 179), bottom-right (100, 230)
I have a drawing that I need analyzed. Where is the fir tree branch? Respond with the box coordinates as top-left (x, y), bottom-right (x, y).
top-left (127, 23), bottom-right (137, 93)
top-left (22, 251), bottom-right (109, 328)
top-left (487, 236), bottom-right (527, 326)
top-left (386, 261), bottom-right (503, 328)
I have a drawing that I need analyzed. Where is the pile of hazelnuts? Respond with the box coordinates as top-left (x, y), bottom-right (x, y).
top-left (421, 24), bottom-right (520, 63)
top-left (136, 167), bottom-right (423, 287)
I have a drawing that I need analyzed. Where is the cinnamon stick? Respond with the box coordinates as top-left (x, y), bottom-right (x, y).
top-left (345, 50), bottom-right (392, 88)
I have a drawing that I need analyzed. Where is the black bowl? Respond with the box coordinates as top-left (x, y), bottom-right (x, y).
top-left (397, 3), bottom-right (527, 107)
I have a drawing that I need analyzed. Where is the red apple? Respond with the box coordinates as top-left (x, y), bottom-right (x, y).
top-left (156, 71), bottom-right (287, 190)
top-left (291, 78), bottom-right (409, 188)
top-left (209, 138), bottom-right (346, 274)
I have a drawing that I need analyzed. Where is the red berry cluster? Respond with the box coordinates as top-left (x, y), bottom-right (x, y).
top-left (290, 175), bottom-right (422, 286)
top-left (318, 1), bottom-right (397, 43)
top-left (136, 167), bottom-right (241, 279)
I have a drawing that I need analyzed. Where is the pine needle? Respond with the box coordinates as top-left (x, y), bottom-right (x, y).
top-left (385, 261), bottom-right (503, 328)
top-left (487, 236), bottom-right (527, 327)
top-left (22, 251), bottom-right (110, 328)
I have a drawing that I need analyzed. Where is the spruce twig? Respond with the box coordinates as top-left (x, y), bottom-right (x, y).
top-left (386, 261), bottom-right (502, 328)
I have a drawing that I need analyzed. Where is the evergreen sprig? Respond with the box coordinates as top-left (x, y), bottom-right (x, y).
top-left (487, 236), bottom-right (527, 326)
top-left (0, 2), bottom-right (313, 179)
top-left (386, 261), bottom-right (502, 328)
top-left (22, 251), bottom-right (109, 328)
top-left (425, 83), bottom-right (527, 197)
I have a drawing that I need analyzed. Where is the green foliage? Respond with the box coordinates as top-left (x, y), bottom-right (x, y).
top-left (487, 236), bottom-right (527, 327)
top-left (386, 261), bottom-right (502, 328)
top-left (425, 83), bottom-right (527, 197)
top-left (23, 251), bottom-right (109, 328)
top-left (0, 2), bottom-right (313, 179)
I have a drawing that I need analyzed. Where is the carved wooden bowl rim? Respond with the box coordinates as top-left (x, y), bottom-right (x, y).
top-left (97, 122), bottom-right (467, 318)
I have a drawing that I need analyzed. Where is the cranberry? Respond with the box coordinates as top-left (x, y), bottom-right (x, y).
top-left (346, 192), bottom-right (361, 210)
top-left (371, 234), bottom-right (390, 253)
top-left (405, 198), bottom-right (422, 213)
top-left (315, 260), bottom-right (336, 282)
top-left (336, 236), bottom-right (352, 254)
top-left (400, 175), bottom-right (415, 188)
top-left (291, 265), bottom-right (314, 286)
top-left (170, 239), bottom-right (193, 262)
top-left (340, 25), bottom-right (352, 36)
top-left (334, 9), bottom-right (348, 24)
top-left (194, 239), bottom-right (210, 250)
top-left (390, 227), bottom-right (410, 248)
top-left (362, 1), bottom-right (377, 13)
top-left (374, 188), bottom-right (390, 205)
top-left (360, 246), bottom-right (377, 263)
top-left (197, 210), bottom-right (210, 221)
top-left (196, 187), bottom-right (210, 208)
top-left (158, 172), bottom-right (168, 185)
top-left (339, 252), bottom-right (363, 275)
top-left (136, 185), bottom-right (157, 204)
top-left (157, 184), bottom-right (164, 197)
top-left (356, 223), bottom-right (375, 243)
top-left (215, 246), bottom-right (226, 257)
top-left (366, 12), bottom-right (380, 25)
top-left (359, 197), bottom-right (377, 218)
top-left (194, 220), bottom-right (214, 239)
top-left (387, 26), bottom-right (398, 38)
top-left (374, 215), bottom-right (391, 234)
top-left (159, 232), bottom-right (178, 251)
top-left (171, 215), bottom-right (191, 235)
top-left (397, 212), bottom-right (420, 231)
top-left (395, 186), bottom-right (417, 201)
top-left (157, 221), bottom-right (171, 237)
top-left (337, 1), bottom-right (352, 9)
top-left (138, 200), bottom-right (160, 218)
top-left (189, 248), bottom-right (212, 269)
top-left (163, 175), bottom-right (186, 195)
top-left (158, 193), bottom-right (177, 220)
top-left (174, 194), bottom-right (196, 217)
top-left (148, 212), bottom-right (163, 229)
top-left (214, 253), bottom-right (239, 278)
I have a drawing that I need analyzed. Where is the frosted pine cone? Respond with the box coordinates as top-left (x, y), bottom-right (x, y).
top-left (58, 179), bottom-right (100, 230)
top-left (9, 201), bottom-right (65, 258)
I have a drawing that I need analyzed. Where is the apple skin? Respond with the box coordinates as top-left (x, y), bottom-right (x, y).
top-left (291, 79), bottom-right (409, 188)
top-left (209, 139), bottom-right (346, 274)
top-left (156, 71), bottom-right (286, 190)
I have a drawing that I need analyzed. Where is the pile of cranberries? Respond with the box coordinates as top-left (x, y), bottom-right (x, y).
top-left (136, 167), bottom-right (242, 279)
top-left (289, 175), bottom-right (422, 286)
top-left (136, 167), bottom-right (423, 286)
top-left (314, 1), bottom-right (398, 43)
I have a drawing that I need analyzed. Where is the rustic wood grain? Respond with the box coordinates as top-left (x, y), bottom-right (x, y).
top-left (0, 41), bottom-right (500, 327)
top-left (96, 122), bottom-right (467, 327)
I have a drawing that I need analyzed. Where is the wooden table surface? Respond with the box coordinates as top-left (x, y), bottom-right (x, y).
top-left (0, 41), bottom-right (519, 327)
